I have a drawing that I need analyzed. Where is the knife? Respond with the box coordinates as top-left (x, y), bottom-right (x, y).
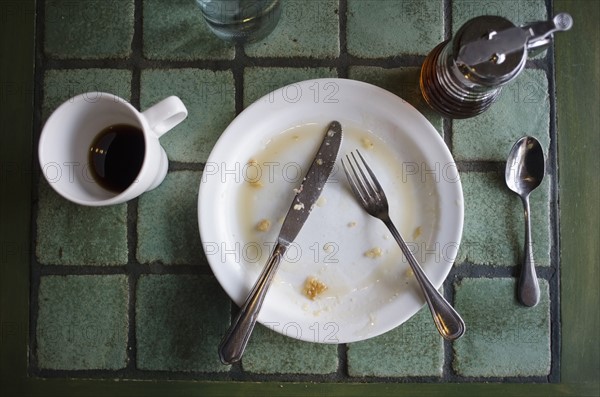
top-left (219, 121), bottom-right (343, 365)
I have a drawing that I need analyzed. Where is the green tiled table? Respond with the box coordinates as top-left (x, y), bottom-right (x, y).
top-left (1, 1), bottom-right (598, 396)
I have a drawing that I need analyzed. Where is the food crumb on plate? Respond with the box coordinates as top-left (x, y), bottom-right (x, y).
top-left (323, 243), bottom-right (335, 253)
top-left (413, 226), bottom-right (422, 240)
top-left (361, 137), bottom-right (374, 149)
top-left (246, 159), bottom-right (263, 187)
top-left (364, 247), bottom-right (383, 258)
top-left (293, 202), bottom-right (305, 210)
top-left (348, 221), bottom-right (357, 228)
top-left (316, 196), bottom-right (327, 207)
top-left (303, 276), bottom-right (328, 300)
top-left (256, 219), bottom-right (271, 232)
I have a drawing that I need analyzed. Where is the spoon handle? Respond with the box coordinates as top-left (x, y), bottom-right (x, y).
top-left (519, 196), bottom-right (540, 307)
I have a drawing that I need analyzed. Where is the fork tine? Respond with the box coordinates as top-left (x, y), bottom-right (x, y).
top-left (342, 156), bottom-right (368, 204)
top-left (356, 150), bottom-right (386, 201)
top-left (346, 153), bottom-right (372, 200)
top-left (351, 151), bottom-right (379, 201)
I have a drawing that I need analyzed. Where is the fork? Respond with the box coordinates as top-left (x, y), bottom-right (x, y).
top-left (342, 150), bottom-right (465, 341)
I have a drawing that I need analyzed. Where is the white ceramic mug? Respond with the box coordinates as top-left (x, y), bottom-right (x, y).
top-left (38, 92), bottom-right (188, 206)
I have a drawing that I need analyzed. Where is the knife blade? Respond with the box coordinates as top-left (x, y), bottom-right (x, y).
top-left (278, 120), bottom-right (343, 245)
top-left (219, 121), bottom-right (343, 364)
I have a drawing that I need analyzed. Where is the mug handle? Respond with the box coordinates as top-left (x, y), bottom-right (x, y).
top-left (142, 96), bottom-right (188, 138)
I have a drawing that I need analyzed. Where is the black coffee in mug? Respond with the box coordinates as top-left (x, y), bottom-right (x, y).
top-left (88, 124), bottom-right (145, 193)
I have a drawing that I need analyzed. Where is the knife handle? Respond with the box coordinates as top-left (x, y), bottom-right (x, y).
top-left (218, 242), bottom-right (285, 365)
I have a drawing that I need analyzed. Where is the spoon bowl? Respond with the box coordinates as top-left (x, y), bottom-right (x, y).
top-left (506, 137), bottom-right (545, 196)
top-left (505, 136), bottom-right (545, 307)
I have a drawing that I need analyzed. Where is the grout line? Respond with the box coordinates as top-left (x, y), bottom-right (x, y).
top-left (40, 55), bottom-right (429, 70)
top-left (123, 0), bottom-right (144, 373)
top-left (225, 305), bottom-right (243, 379)
top-left (35, 263), bottom-right (215, 276)
top-left (125, 197), bottom-right (140, 371)
top-left (455, 161), bottom-right (505, 173)
top-left (336, 0), bottom-right (348, 78)
top-left (223, 38), bottom-right (248, 376)
top-left (443, 0), bottom-right (452, 39)
top-left (443, 117), bottom-right (453, 152)
top-left (337, 343), bottom-right (349, 377)
top-left (233, 42), bottom-right (246, 115)
top-left (442, 335), bottom-right (455, 379)
top-left (441, 0), bottom-right (453, 153)
top-left (40, 55), bottom-right (550, 72)
top-left (28, 233), bottom-right (42, 376)
top-left (125, 272), bottom-right (139, 372)
top-left (442, 295), bottom-right (456, 380)
top-left (168, 162), bottom-right (206, 172)
top-left (34, 262), bottom-right (559, 280)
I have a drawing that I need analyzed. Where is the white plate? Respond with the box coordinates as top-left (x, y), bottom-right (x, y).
top-left (198, 79), bottom-right (463, 344)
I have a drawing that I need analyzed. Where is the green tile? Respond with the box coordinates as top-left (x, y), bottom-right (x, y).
top-left (347, 306), bottom-right (444, 377)
top-left (242, 324), bottom-right (338, 374)
top-left (143, 0), bottom-right (235, 60)
top-left (137, 171), bottom-right (204, 265)
top-left (452, 0), bottom-right (547, 34)
top-left (453, 278), bottom-right (551, 377)
top-left (45, 0), bottom-right (134, 59)
top-left (36, 180), bottom-right (128, 266)
top-left (140, 69), bottom-right (235, 163)
top-left (457, 171), bottom-right (551, 266)
top-left (244, 67), bottom-right (338, 106)
top-left (452, 69), bottom-right (550, 162)
top-left (136, 274), bottom-right (230, 372)
top-left (347, 0), bottom-right (443, 57)
top-left (348, 66), bottom-right (443, 135)
top-left (36, 275), bottom-right (129, 370)
top-left (43, 69), bottom-right (132, 120)
top-left (245, 0), bottom-right (339, 58)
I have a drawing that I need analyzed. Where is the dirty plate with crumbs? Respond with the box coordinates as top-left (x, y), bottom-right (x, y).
top-left (198, 79), bottom-right (463, 343)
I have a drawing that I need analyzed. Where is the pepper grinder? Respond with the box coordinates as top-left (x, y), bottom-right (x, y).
top-left (420, 13), bottom-right (573, 119)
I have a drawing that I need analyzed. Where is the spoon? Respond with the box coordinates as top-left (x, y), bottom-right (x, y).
top-left (505, 136), bottom-right (545, 307)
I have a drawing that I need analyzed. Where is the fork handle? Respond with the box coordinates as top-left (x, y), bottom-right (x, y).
top-left (383, 219), bottom-right (466, 341)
